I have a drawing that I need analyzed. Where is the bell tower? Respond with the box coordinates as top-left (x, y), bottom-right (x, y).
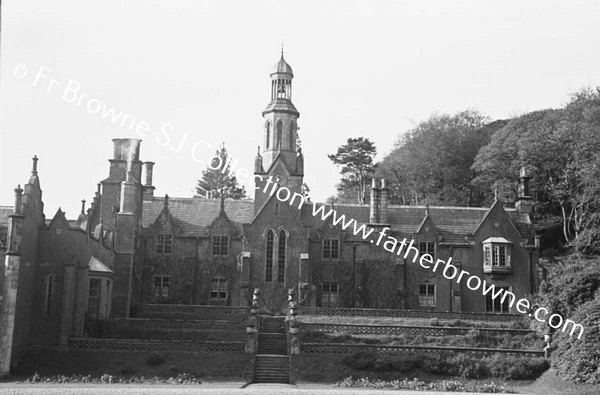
top-left (254, 50), bottom-right (304, 213)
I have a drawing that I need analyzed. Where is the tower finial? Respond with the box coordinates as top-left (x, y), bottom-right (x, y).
top-left (281, 40), bottom-right (284, 58)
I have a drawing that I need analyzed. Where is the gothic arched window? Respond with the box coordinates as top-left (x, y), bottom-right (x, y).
top-left (44, 273), bottom-right (54, 315)
top-left (276, 121), bottom-right (283, 149)
top-left (266, 122), bottom-right (271, 149)
top-left (278, 230), bottom-right (286, 283)
top-left (265, 229), bottom-right (274, 282)
top-left (289, 121), bottom-right (295, 149)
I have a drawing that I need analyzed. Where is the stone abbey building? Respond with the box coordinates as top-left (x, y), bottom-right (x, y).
top-left (0, 54), bottom-right (539, 374)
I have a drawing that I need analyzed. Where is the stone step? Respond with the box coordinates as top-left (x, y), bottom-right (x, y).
top-left (253, 355), bottom-right (289, 384)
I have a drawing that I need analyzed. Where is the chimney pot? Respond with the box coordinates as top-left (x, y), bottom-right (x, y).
top-left (81, 199), bottom-right (86, 215)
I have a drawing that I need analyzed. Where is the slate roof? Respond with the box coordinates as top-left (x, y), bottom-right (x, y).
top-left (142, 197), bottom-right (254, 235)
top-left (142, 197), bottom-right (532, 241)
top-left (0, 206), bottom-right (12, 248)
top-left (300, 203), bottom-right (532, 241)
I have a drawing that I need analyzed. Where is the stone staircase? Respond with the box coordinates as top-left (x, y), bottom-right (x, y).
top-left (253, 316), bottom-right (289, 384)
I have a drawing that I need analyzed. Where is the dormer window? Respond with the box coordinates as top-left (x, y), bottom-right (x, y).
top-left (483, 237), bottom-right (512, 273)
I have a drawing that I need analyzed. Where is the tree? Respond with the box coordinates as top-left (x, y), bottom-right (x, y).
top-left (328, 137), bottom-right (377, 204)
top-left (195, 144), bottom-right (246, 200)
top-left (378, 110), bottom-right (492, 206)
top-left (472, 87), bottom-right (600, 251)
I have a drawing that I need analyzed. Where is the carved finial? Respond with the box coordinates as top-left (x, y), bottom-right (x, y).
top-left (164, 194), bottom-right (169, 207)
top-left (81, 199), bottom-right (86, 215)
top-left (32, 155), bottom-right (38, 174)
top-left (281, 41), bottom-right (284, 57)
top-left (257, 146), bottom-right (260, 155)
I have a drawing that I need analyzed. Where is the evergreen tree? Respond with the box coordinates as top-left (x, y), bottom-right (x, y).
top-left (195, 144), bottom-right (246, 200)
top-left (328, 137), bottom-right (377, 204)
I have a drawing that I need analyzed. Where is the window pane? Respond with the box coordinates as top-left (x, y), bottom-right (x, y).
top-left (322, 282), bottom-right (330, 292)
top-left (278, 231), bottom-right (286, 282)
top-left (266, 230), bottom-right (274, 282)
top-left (499, 246), bottom-right (506, 267)
top-left (331, 240), bottom-right (339, 259)
top-left (323, 240), bottom-right (331, 258)
top-left (330, 282), bottom-right (338, 292)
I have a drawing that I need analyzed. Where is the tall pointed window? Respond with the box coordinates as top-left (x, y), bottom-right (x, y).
top-left (44, 273), bottom-right (54, 316)
top-left (276, 121), bottom-right (283, 149)
top-left (265, 229), bottom-right (274, 282)
top-left (278, 230), bottom-right (286, 283)
top-left (266, 122), bottom-right (271, 149)
top-left (289, 121), bottom-right (295, 149)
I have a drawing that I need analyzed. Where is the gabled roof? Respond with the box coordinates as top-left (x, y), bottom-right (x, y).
top-left (142, 197), bottom-right (254, 236)
top-left (88, 256), bottom-right (113, 274)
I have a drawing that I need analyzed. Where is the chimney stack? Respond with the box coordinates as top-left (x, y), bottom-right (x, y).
top-left (369, 179), bottom-right (380, 223)
top-left (515, 167), bottom-right (534, 216)
top-left (81, 199), bottom-right (86, 215)
top-left (7, 185), bottom-right (25, 254)
top-left (142, 162), bottom-right (155, 201)
top-left (13, 185), bottom-right (23, 215)
top-left (120, 171), bottom-right (137, 214)
top-left (109, 138), bottom-right (142, 182)
top-left (380, 179), bottom-right (389, 224)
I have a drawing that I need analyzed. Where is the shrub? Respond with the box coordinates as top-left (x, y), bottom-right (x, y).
top-left (552, 300), bottom-right (600, 383)
top-left (429, 318), bottom-right (440, 326)
top-left (447, 354), bottom-right (489, 379)
top-left (119, 365), bottom-right (136, 376)
top-left (487, 354), bottom-right (549, 380)
top-left (24, 373), bottom-right (201, 385)
top-left (418, 354), bottom-right (447, 374)
top-left (342, 351), bottom-right (377, 370)
top-left (336, 376), bottom-right (515, 393)
top-left (146, 353), bottom-right (165, 366)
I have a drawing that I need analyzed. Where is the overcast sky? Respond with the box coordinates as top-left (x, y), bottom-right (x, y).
top-left (1, 0), bottom-right (600, 218)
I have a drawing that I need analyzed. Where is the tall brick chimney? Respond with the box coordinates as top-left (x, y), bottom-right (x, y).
top-left (515, 167), bottom-right (534, 216)
top-left (370, 179), bottom-right (380, 223)
top-left (142, 161), bottom-right (155, 201)
top-left (100, 139), bottom-right (142, 230)
top-left (380, 179), bottom-right (389, 224)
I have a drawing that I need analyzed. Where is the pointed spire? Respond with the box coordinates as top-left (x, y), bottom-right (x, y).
top-left (32, 155), bottom-right (38, 175)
